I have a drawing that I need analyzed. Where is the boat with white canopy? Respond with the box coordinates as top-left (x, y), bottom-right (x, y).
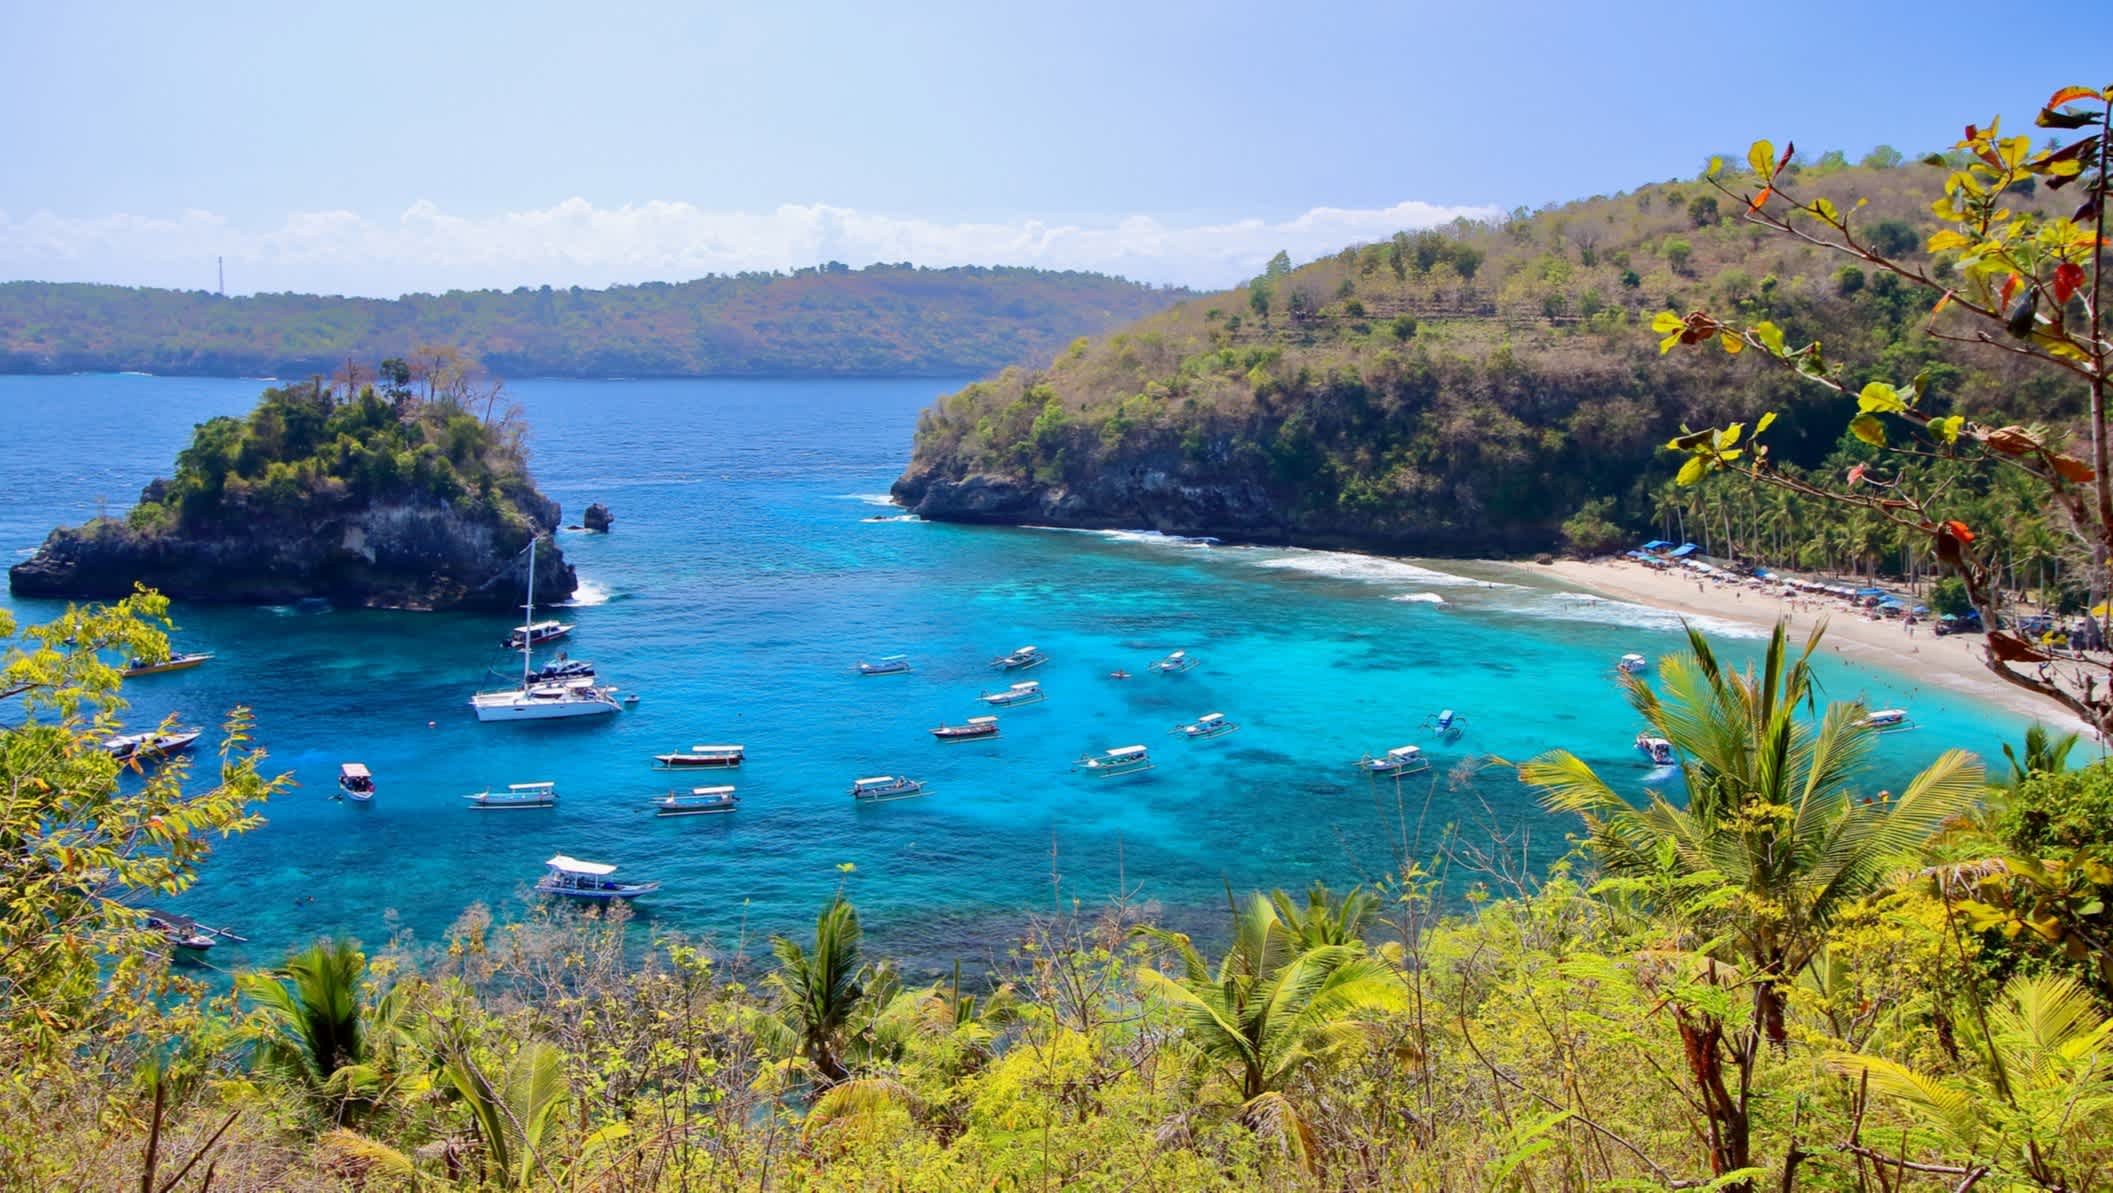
top-left (503, 620), bottom-right (573, 650)
top-left (1356, 745), bottom-right (1429, 776)
top-left (464, 781), bottom-right (558, 810)
top-left (102, 728), bottom-right (203, 762)
top-left (1074, 744), bottom-right (1153, 778)
top-left (992, 645), bottom-right (1048, 671)
top-left (471, 539), bottom-right (621, 723)
top-left (1618, 653), bottom-right (1649, 675)
top-left (655, 786), bottom-right (739, 816)
top-left (338, 762), bottom-right (375, 803)
top-left (1172, 712), bottom-right (1238, 740)
top-left (1149, 649), bottom-right (1199, 675)
top-left (1634, 733), bottom-right (1675, 766)
top-left (1859, 707), bottom-right (1913, 733)
top-left (978, 680), bottom-right (1046, 707)
top-left (653, 744), bottom-right (745, 769)
top-left (932, 715), bottom-right (1000, 742)
top-left (858, 654), bottom-right (912, 676)
top-left (536, 855), bottom-right (660, 900)
top-left (850, 775), bottom-right (928, 802)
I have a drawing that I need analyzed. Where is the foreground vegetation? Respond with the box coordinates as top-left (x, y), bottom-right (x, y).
top-left (0, 265), bottom-right (1187, 379)
top-left (5, 596), bottom-right (2111, 1190)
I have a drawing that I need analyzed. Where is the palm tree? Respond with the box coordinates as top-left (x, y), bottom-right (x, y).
top-left (2001, 724), bottom-right (2081, 791)
top-left (1269, 881), bottom-right (1380, 949)
top-left (239, 938), bottom-right (414, 1125)
top-left (767, 896), bottom-right (882, 1085)
top-left (1133, 892), bottom-right (1403, 1163)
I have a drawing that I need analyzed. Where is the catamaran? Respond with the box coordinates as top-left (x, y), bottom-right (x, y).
top-left (123, 651), bottom-right (214, 678)
top-left (850, 775), bottom-right (928, 801)
top-left (978, 680), bottom-right (1046, 707)
top-left (1356, 745), bottom-right (1429, 776)
top-left (857, 654), bottom-right (912, 676)
top-left (992, 644), bottom-right (1048, 671)
top-left (503, 620), bottom-right (573, 650)
top-left (464, 781), bottom-right (559, 810)
top-left (102, 728), bottom-right (203, 762)
top-left (1149, 649), bottom-right (1199, 675)
top-left (1074, 744), bottom-right (1153, 778)
top-left (932, 715), bottom-right (1000, 742)
top-left (338, 762), bottom-right (375, 802)
top-left (655, 786), bottom-right (739, 816)
top-left (536, 855), bottom-right (660, 900)
top-left (1634, 733), bottom-right (1676, 766)
top-left (653, 744), bottom-right (745, 769)
top-left (1173, 712), bottom-right (1238, 740)
top-left (470, 538), bottom-right (620, 722)
top-left (1618, 653), bottom-right (1650, 675)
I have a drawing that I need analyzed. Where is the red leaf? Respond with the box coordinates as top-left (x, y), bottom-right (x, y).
top-left (1775, 141), bottom-right (1795, 174)
top-left (2054, 262), bottom-right (2086, 305)
top-left (2047, 85), bottom-right (2103, 108)
top-left (1847, 463), bottom-right (1868, 486)
top-left (2000, 274), bottom-right (2023, 308)
top-left (1749, 186), bottom-right (1774, 213)
top-left (1945, 519), bottom-right (1976, 543)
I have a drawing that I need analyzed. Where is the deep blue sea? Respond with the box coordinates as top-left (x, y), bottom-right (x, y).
top-left (0, 374), bottom-right (2045, 973)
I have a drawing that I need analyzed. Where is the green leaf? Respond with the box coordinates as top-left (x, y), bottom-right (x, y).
top-left (1716, 422), bottom-right (1744, 451)
top-left (1810, 197), bottom-right (1841, 223)
top-left (1706, 155), bottom-right (1724, 178)
top-left (1753, 321), bottom-right (1786, 356)
top-left (1850, 413), bottom-right (1887, 446)
top-left (1676, 456), bottom-right (1708, 486)
top-left (1748, 140), bottom-right (1776, 177)
top-left (1756, 411), bottom-right (1778, 435)
top-left (1932, 415), bottom-right (1964, 444)
top-left (1857, 382), bottom-right (1906, 414)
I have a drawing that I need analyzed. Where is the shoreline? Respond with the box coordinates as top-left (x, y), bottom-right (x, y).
top-left (1503, 556), bottom-right (2094, 736)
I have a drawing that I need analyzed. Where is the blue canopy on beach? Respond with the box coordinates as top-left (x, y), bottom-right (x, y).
top-left (1855, 587), bottom-right (1887, 597)
top-left (1641, 540), bottom-right (1672, 552)
top-left (1668, 543), bottom-right (1698, 558)
top-left (1879, 596), bottom-right (1905, 607)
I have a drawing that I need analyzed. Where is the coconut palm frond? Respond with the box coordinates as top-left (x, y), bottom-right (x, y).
top-left (1520, 750), bottom-right (1630, 819)
top-left (804, 1077), bottom-right (917, 1138)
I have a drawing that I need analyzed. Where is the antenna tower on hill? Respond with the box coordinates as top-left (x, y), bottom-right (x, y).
top-left (217, 256), bottom-right (225, 296)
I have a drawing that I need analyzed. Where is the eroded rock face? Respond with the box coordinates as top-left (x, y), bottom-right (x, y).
top-left (8, 497), bottom-right (576, 611)
top-left (583, 502), bottom-right (614, 532)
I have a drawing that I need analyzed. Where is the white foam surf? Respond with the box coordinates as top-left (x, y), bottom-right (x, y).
top-left (1248, 547), bottom-right (1515, 588)
top-left (839, 493), bottom-right (902, 508)
top-left (1497, 591), bottom-right (1763, 638)
top-left (1022, 526), bottom-right (1219, 548)
top-left (1390, 592), bottom-right (1447, 605)
top-left (560, 578), bottom-right (612, 607)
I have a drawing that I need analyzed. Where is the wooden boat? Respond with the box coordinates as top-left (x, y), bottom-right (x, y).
top-left (978, 680), bottom-right (1046, 707)
top-left (122, 651), bottom-right (214, 678)
top-left (1074, 744), bottom-right (1152, 778)
top-left (536, 855), bottom-right (660, 900)
top-left (858, 654), bottom-right (911, 676)
top-left (655, 785), bottom-right (739, 816)
top-left (1423, 709), bottom-right (1466, 739)
top-left (1617, 653), bottom-right (1649, 675)
top-left (142, 907), bottom-right (243, 953)
top-left (102, 728), bottom-right (202, 762)
top-left (1859, 708), bottom-right (1913, 733)
top-left (1634, 733), bottom-right (1675, 766)
top-left (1356, 745), bottom-right (1429, 776)
top-left (932, 715), bottom-right (1000, 742)
top-left (653, 744), bottom-right (745, 769)
top-left (850, 775), bottom-right (929, 802)
top-left (464, 781), bottom-right (558, 810)
top-left (1173, 712), bottom-right (1238, 740)
top-left (338, 762), bottom-right (376, 803)
top-left (1149, 649), bottom-right (1199, 675)
top-left (992, 644), bottom-right (1048, 671)
top-left (502, 619), bottom-right (574, 650)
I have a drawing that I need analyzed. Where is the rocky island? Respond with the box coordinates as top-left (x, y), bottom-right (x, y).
top-left (8, 378), bottom-right (574, 609)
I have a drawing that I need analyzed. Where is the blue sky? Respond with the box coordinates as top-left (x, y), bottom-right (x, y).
top-left (1, 0), bottom-right (2101, 295)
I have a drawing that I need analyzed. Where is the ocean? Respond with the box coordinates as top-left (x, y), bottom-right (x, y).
top-left (0, 373), bottom-right (2042, 973)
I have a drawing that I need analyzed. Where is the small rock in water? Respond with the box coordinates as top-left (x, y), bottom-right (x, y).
top-left (583, 502), bottom-right (614, 533)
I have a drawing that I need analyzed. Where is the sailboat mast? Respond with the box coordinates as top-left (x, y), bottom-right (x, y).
top-left (521, 537), bottom-right (536, 687)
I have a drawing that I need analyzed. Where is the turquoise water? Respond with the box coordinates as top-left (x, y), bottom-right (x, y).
top-left (0, 374), bottom-right (2045, 971)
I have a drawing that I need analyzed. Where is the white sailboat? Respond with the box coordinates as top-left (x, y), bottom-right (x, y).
top-left (470, 538), bottom-right (620, 723)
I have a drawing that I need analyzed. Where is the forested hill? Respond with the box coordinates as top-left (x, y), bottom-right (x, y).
top-left (894, 161), bottom-right (2082, 557)
top-left (0, 265), bottom-right (1188, 378)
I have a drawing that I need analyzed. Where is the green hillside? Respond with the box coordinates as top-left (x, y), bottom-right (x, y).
top-left (0, 264), bottom-right (1188, 378)
top-left (896, 159), bottom-right (2081, 558)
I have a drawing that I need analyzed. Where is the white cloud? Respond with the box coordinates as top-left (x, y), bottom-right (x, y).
top-left (0, 196), bottom-right (1501, 297)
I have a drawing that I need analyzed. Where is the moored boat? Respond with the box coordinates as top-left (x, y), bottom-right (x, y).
top-left (464, 781), bottom-right (559, 810)
top-left (1149, 649), bottom-right (1199, 675)
top-left (655, 785), bottom-right (739, 816)
top-left (536, 855), bottom-right (660, 900)
top-left (850, 775), bottom-right (929, 802)
top-left (471, 539), bottom-right (620, 723)
top-left (1618, 653), bottom-right (1649, 675)
top-left (122, 651), bottom-right (215, 678)
top-left (1634, 733), bottom-right (1676, 766)
top-left (992, 644), bottom-right (1048, 671)
top-left (858, 654), bottom-right (912, 676)
top-left (932, 715), bottom-right (1000, 742)
top-left (102, 728), bottom-right (203, 762)
top-left (1859, 707), bottom-right (1913, 732)
top-left (1074, 744), bottom-right (1153, 778)
top-left (338, 762), bottom-right (375, 803)
top-left (978, 680), bottom-right (1046, 707)
top-left (1423, 709), bottom-right (1466, 738)
top-left (143, 908), bottom-right (233, 952)
top-left (653, 744), bottom-right (745, 769)
top-left (1356, 745), bottom-right (1428, 776)
top-left (503, 619), bottom-right (574, 650)
top-left (1173, 712), bottom-right (1238, 740)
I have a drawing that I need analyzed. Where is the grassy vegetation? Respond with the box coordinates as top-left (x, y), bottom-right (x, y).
top-left (5, 602), bottom-right (2111, 1190)
top-left (0, 265), bottom-right (1189, 379)
top-left (903, 158), bottom-right (2083, 555)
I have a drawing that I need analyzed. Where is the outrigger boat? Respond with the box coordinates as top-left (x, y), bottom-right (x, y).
top-left (978, 680), bottom-right (1046, 707)
top-left (1618, 653), bottom-right (1649, 675)
top-left (1635, 733), bottom-right (1676, 766)
top-left (655, 786), bottom-right (739, 816)
top-left (857, 654), bottom-right (912, 676)
top-left (1859, 708), bottom-right (1913, 733)
top-left (1423, 709), bottom-right (1466, 739)
top-left (1356, 745), bottom-right (1429, 776)
top-left (850, 775), bottom-right (929, 802)
top-left (1172, 712), bottom-right (1238, 740)
top-left (537, 855), bottom-right (660, 900)
top-left (464, 781), bottom-right (558, 810)
top-left (1074, 744), bottom-right (1153, 778)
top-left (1149, 649), bottom-right (1199, 675)
top-left (932, 715), bottom-right (1000, 742)
top-left (653, 744), bottom-right (745, 769)
top-left (102, 728), bottom-right (203, 762)
top-left (338, 762), bottom-right (376, 803)
top-left (142, 907), bottom-right (243, 953)
top-left (992, 644), bottom-right (1048, 671)
top-left (122, 651), bottom-right (214, 678)
top-left (503, 619), bottom-right (574, 650)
